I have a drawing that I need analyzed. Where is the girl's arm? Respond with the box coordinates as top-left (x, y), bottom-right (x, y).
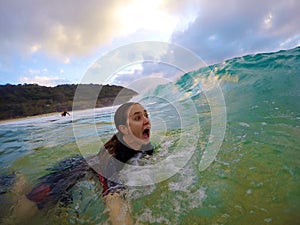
top-left (104, 192), bottom-right (133, 225)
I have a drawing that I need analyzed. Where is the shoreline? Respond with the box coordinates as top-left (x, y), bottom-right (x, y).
top-left (0, 112), bottom-right (63, 125)
top-left (0, 105), bottom-right (118, 125)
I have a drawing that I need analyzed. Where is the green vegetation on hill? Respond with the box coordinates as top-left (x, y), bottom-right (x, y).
top-left (0, 83), bottom-right (138, 120)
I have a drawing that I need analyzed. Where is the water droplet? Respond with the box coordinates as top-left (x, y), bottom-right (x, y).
top-left (264, 217), bottom-right (272, 223)
top-left (246, 189), bottom-right (252, 194)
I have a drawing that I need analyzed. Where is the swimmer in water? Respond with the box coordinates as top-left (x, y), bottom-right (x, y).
top-left (96, 102), bottom-right (152, 225)
top-left (10, 102), bottom-right (153, 225)
top-left (61, 110), bottom-right (70, 116)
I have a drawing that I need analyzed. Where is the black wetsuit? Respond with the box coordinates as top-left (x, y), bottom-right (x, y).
top-left (98, 141), bottom-right (153, 196)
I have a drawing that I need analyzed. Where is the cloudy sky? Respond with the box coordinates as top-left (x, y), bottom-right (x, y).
top-left (0, 0), bottom-right (299, 87)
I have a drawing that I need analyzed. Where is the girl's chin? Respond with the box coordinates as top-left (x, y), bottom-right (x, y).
top-left (144, 140), bottom-right (150, 144)
top-left (139, 138), bottom-right (150, 146)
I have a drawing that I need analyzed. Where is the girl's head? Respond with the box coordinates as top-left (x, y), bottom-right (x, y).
top-left (114, 102), bottom-right (151, 150)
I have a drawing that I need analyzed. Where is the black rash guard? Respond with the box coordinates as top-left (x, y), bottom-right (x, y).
top-left (98, 141), bottom-right (154, 196)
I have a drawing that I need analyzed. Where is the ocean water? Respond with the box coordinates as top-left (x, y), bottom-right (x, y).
top-left (0, 47), bottom-right (299, 224)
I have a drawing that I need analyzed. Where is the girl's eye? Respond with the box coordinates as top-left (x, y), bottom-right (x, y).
top-left (134, 116), bottom-right (141, 121)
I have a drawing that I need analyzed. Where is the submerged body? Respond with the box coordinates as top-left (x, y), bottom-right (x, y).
top-left (26, 140), bottom-right (153, 209)
top-left (8, 102), bottom-right (152, 225)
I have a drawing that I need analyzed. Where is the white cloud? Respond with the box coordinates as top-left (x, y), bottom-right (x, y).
top-left (20, 75), bottom-right (67, 86)
top-left (28, 69), bottom-right (40, 75)
top-left (262, 12), bottom-right (273, 30)
top-left (29, 44), bottom-right (41, 53)
top-left (279, 34), bottom-right (300, 48)
top-left (63, 57), bottom-right (70, 64)
top-left (110, 61), bottom-right (183, 88)
top-left (0, 0), bottom-right (131, 58)
top-left (0, 0), bottom-right (200, 61)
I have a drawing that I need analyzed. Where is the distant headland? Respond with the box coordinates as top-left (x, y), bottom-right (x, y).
top-left (0, 83), bottom-right (138, 120)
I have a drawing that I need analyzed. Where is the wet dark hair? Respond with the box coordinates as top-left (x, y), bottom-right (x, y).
top-left (114, 102), bottom-right (137, 131)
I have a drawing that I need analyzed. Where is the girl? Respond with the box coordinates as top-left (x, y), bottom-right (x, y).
top-left (12, 102), bottom-right (153, 225)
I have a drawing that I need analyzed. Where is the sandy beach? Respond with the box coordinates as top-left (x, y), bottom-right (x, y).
top-left (0, 106), bottom-right (114, 125)
top-left (0, 111), bottom-right (66, 125)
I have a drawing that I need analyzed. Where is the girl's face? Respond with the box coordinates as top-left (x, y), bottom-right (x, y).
top-left (123, 103), bottom-right (151, 150)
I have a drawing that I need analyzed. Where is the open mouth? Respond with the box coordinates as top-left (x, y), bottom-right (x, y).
top-left (142, 128), bottom-right (150, 139)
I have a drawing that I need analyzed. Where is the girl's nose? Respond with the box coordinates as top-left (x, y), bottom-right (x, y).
top-left (143, 115), bottom-right (150, 124)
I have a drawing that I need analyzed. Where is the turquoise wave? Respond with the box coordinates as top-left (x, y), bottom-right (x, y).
top-left (178, 46), bottom-right (300, 115)
top-left (143, 46), bottom-right (300, 224)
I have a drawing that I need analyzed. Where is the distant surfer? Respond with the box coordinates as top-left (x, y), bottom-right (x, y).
top-left (61, 110), bottom-right (70, 116)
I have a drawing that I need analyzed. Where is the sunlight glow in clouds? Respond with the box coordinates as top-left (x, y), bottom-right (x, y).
top-left (116, 0), bottom-right (178, 37)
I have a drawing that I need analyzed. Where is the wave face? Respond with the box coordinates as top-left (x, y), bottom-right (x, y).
top-left (178, 46), bottom-right (300, 117)
top-left (0, 47), bottom-right (299, 224)
top-left (136, 46), bottom-right (300, 224)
